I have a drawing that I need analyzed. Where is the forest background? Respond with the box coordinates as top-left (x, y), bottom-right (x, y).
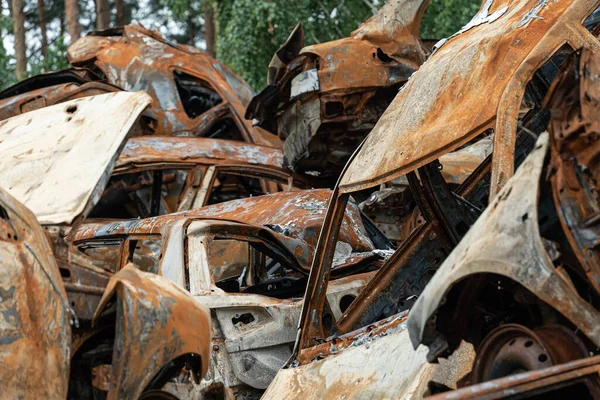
top-left (0, 0), bottom-right (480, 90)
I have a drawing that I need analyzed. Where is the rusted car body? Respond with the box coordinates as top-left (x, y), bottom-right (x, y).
top-left (246, 0), bottom-right (430, 175)
top-left (89, 136), bottom-right (317, 220)
top-left (0, 187), bottom-right (71, 398)
top-left (0, 23), bottom-right (281, 148)
top-left (263, 0), bottom-right (600, 398)
top-left (72, 189), bottom-right (391, 397)
top-left (408, 48), bottom-right (600, 395)
top-left (0, 92), bottom-right (212, 399)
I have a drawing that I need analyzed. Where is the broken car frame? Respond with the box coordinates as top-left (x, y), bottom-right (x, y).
top-left (88, 136), bottom-right (318, 220)
top-left (408, 48), bottom-right (600, 393)
top-left (72, 189), bottom-right (391, 396)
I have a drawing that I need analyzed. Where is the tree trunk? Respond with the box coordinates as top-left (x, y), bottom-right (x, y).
top-left (37, 0), bottom-right (48, 59)
top-left (12, 0), bottom-right (26, 79)
top-left (115, 0), bottom-right (125, 26)
top-left (203, 1), bottom-right (215, 57)
top-left (65, 0), bottom-right (81, 43)
top-left (95, 0), bottom-right (110, 30)
top-left (186, 12), bottom-right (197, 45)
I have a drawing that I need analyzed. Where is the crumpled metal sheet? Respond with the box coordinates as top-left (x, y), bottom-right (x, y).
top-left (92, 263), bottom-right (211, 399)
top-left (340, 0), bottom-right (599, 196)
top-left (547, 48), bottom-right (600, 296)
top-left (0, 187), bottom-right (71, 398)
top-left (0, 91), bottom-right (151, 225)
top-left (407, 132), bottom-right (600, 361)
top-left (298, 0), bottom-right (427, 93)
top-left (0, 73), bottom-right (121, 122)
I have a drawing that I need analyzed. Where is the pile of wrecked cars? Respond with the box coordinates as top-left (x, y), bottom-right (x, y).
top-left (4, 0), bottom-right (600, 398)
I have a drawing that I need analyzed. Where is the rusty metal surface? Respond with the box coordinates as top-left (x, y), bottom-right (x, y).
top-left (92, 263), bottom-right (211, 399)
top-left (74, 189), bottom-right (375, 255)
top-left (426, 355), bottom-right (600, 399)
top-left (116, 136), bottom-right (285, 170)
top-left (246, 0), bottom-right (429, 175)
top-left (339, 0), bottom-right (600, 197)
top-left (72, 189), bottom-right (384, 394)
top-left (547, 48), bottom-right (600, 295)
top-left (0, 187), bottom-right (71, 398)
top-left (0, 91), bottom-right (152, 225)
top-left (65, 24), bottom-right (281, 148)
top-left (57, 248), bottom-right (111, 324)
top-left (407, 132), bottom-right (600, 363)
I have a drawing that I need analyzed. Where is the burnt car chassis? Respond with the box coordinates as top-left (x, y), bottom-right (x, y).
top-left (408, 48), bottom-right (600, 396)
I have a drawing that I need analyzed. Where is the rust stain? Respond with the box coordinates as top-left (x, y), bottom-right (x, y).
top-left (0, 187), bottom-right (71, 398)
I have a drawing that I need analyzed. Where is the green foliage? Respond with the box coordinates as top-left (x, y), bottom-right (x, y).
top-left (28, 36), bottom-right (70, 77)
top-left (216, 0), bottom-right (372, 90)
top-left (0, 13), bottom-right (16, 90)
top-left (421, 0), bottom-right (481, 39)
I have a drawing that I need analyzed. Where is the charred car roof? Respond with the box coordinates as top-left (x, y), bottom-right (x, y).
top-left (74, 189), bottom-right (375, 255)
top-left (66, 23), bottom-right (281, 147)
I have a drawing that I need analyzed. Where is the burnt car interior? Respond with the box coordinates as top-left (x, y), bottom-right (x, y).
top-left (89, 169), bottom-right (189, 218)
top-left (206, 171), bottom-right (289, 205)
top-left (203, 117), bottom-right (244, 141)
top-left (174, 69), bottom-right (223, 119)
top-left (88, 166), bottom-right (303, 219)
top-left (210, 238), bottom-right (310, 299)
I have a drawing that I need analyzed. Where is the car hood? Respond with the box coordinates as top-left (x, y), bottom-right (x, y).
top-left (0, 91), bottom-right (151, 225)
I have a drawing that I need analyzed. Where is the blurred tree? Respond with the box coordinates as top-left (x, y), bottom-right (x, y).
top-left (37, 0), bottom-right (48, 58)
top-left (12, 0), bottom-right (27, 79)
top-left (216, 0), bottom-right (373, 90)
top-left (0, 0), bottom-right (481, 90)
top-left (0, 10), bottom-right (16, 87)
top-left (421, 0), bottom-right (480, 39)
top-left (95, 0), bottom-right (109, 29)
top-left (65, 0), bottom-right (80, 41)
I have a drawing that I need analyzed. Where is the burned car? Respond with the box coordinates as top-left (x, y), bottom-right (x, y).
top-left (261, 0), bottom-right (600, 397)
top-left (89, 136), bottom-right (317, 220)
top-left (72, 189), bottom-right (392, 397)
top-left (408, 48), bottom-right (600, 395)
top-left (0, 23), bottom-right (281, 148)
top-left (246, 0), bottom-right (430, 175)
top-left (0, 93), bottom-right (212, 399)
